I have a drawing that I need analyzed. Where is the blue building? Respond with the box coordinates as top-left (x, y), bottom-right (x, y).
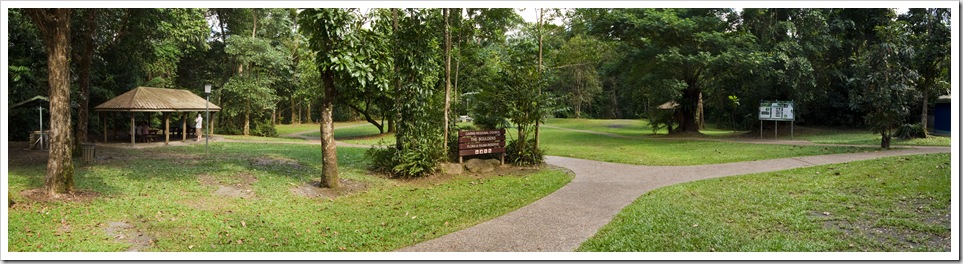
top-left (933, 95), bottom-right (951, 135)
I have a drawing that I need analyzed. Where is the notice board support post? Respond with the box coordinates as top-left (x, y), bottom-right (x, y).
top-left (774, 120), bottom-right (778, 139)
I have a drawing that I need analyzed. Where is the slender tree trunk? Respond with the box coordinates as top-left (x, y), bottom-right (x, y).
top-left (534, 8), bottom-right (543, 151)
top-left (307, 100), bottom-right (312, 124)
top-left (243, 100), bottom-right (250, 136)
top-left (29, 9), bottom-right (74, 196)
top-left (392, 8), bottom-right (402, 149)
top-left (76, 9), bottom-right (97, 147)
top-left (319, 69), bottom-right (339, 188)
top-left (443, 8), bottom-right (451, 157)
top-left (697, 91), bottom-right (705, 130)
top-left (921, 88), bottom-right (929, 137)
top-left (290, 97), bottom-right (297, 124)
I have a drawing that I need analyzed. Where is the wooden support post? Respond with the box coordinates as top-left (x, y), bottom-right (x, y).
top-left (181, 112), bottom-right (187, 142)
top-left (500, 152), bottom-right (505, 165)
top-left (130, 112), bottom-right (135, 145)
top-left (164, 112), bottom-right (170, 145)
top-left (102, 112), bottom-right (107, 143)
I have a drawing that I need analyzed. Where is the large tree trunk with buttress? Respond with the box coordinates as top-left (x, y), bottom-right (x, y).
top-left (29, 9), bottom-right (75, 196)
top-left (675, 86), bottom-right (702, 133)
top-left (319, 70), bottom-right (339, 188)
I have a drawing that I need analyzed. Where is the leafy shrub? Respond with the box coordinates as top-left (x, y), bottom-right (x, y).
top-left (251, 119), bottom-right (278, 137)
top-left (365, 142), bottom-right (443, 178)
top-left (895, 123), bottom-right (925, 139)
top-left (506, 137), bottom-right (543, 166)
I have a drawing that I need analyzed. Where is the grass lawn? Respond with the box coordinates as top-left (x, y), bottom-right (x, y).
top-left (301, 124), bottom-right (396, 146)
top-left (221, 135), bottom-right (306, 143)
top-left (275, 121), bottom-right (369, 137)
top-left (578, 153), bottom-right (951, 252)
top-left (543, 118), bottom-right (740, 138)
top-left (794, 128), bottom-right (951, 147)
top-left (536, 126), bottom-right (875, 166)
top-left (7, 143), bottom-right (572, 252)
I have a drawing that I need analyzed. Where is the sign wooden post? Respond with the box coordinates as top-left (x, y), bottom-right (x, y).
top-left (457, 128), bottom-right (506, 165)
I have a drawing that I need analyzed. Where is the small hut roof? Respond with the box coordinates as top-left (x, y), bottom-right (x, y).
top-left (94, 87), bottom-right (220, 112)
top-left (657, 101), bottom-right (678, 110)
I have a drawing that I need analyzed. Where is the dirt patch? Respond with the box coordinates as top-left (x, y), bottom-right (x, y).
top-left (213, 186), bottom-right (255, 198)
top-left (104, 221), bottom-right (156, 252)
top-left (18, 188), bottom-right (99, 204)
top-left (199, 172), bottom-right (258, 199)
top-left (7, 142), bottom-right (51, 166)
top-left (251, 156), bottom-right (304, 170)
top-left (290, 179), bottom-right (366, 199)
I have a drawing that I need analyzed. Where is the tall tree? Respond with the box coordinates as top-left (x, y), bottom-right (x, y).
top-left (27, 9), bottom-right (74, 196)
top-left (902, 8), bottom-right (951, 135)
top-left (301, 8), bottom-right (380, 186)
top-left (443, 8), bottom-right (452, 156)
top-left (72, 9), bottom-right (98, 146)
top-left (850, 21), bottom-right (918, 149)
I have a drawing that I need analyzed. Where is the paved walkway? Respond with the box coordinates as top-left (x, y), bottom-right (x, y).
top-left (398, 147), bottom-right (949, 252)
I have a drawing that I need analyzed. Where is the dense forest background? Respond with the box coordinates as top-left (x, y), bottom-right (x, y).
top-left (7, 8), bottom-right (951, 141)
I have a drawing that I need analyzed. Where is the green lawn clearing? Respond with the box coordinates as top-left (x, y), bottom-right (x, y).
top-left (543, 118), bottom-right (741, 138)
top-left (275, 121), bottom-right (370, 137)
top-left (536, 126), bottom-right (875, 166)
top-left (578, 153), bottom-right (951, 252)
top-left (794, 128), bottom-right (951, 147)
top-left (221, 135), bottom-right (307, 143)
top-left (7, 143), bottom-right (571, 252)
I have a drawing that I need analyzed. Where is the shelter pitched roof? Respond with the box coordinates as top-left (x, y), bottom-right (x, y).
top-left (94, 87), bottom-right (220, 112)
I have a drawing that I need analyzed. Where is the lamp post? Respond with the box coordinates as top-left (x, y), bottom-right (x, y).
top-left (205, 84), bottom-right (211, 154)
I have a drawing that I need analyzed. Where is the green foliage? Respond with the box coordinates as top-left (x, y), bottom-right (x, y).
top-left (505, 137), bottom-right (543, 165)
top-left (849, 21), bottom-right (919, 148)
top-left (894, 123), bottom-right (925, 139)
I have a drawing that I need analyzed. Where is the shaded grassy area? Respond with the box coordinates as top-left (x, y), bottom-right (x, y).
top-left (537, 126), bottom-right (874, 166)
top-left (794, 128), bottom-right (951, 146)
top-left (275, 121), bottom-right (369, 137)
top-left (301, 124), bottom-right (396, 146)
top-left (7, 143), bottom-right (571, 252)
top-left (543, 118), bottom-right (741, 137)
top-left (221, 135), bottom-right (306, 142)
top-left (579, 153), bottom-right (951, 252)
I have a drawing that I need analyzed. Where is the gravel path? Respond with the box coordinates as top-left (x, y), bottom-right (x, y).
top-left (398, 147), bottom-right (949, 252)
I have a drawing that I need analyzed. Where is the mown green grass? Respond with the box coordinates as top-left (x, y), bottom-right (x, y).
top-left (543, 118), bottom-right (740, 137)
top-left (7, 143), bottom-right (572, 252)
top-left (536, 126), bottom-right (874, 166)
top-left (795, 128), bottom-right (951, 146)
top-left (221, 135), bottom-right (306, 142)
top-left (274, 123), bottom-right (321, 136)
top-left (579, 153), bottom-right (951, 252)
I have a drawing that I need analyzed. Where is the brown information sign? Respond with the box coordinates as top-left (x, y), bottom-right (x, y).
top-left (457, 128), bottom-right (506, 164)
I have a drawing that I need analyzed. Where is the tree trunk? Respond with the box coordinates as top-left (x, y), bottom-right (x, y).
top-left (306, 100), bottom-right (312, 124)
top-left (387, 117), bottom-right (396, 133)
top-left (697, 91), bottom-right (705, 130)
top-left (881, 130), bottom-right (891, 149)
top-left (76, 9), bottom-right (97, 147)
top-left (29, 9), bottom-right (75, 196)
top-left (676, 86), bottom-right (701, 133)
top-left (535, 8), bottom-right (543, 151)
top-left (243, 101), bottom-right (251, 136)
top-left (443, 8), bottom-right (451, 157)
top-left (920, 88), bottom-right (929, 137)
top-left (392, 8), bottom-right (402, 149)
top-left (320, 69), bottom-right (339, 188)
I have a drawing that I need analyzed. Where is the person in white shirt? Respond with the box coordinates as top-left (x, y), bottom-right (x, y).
top-left (195, 113), bottom-right (203, 141)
